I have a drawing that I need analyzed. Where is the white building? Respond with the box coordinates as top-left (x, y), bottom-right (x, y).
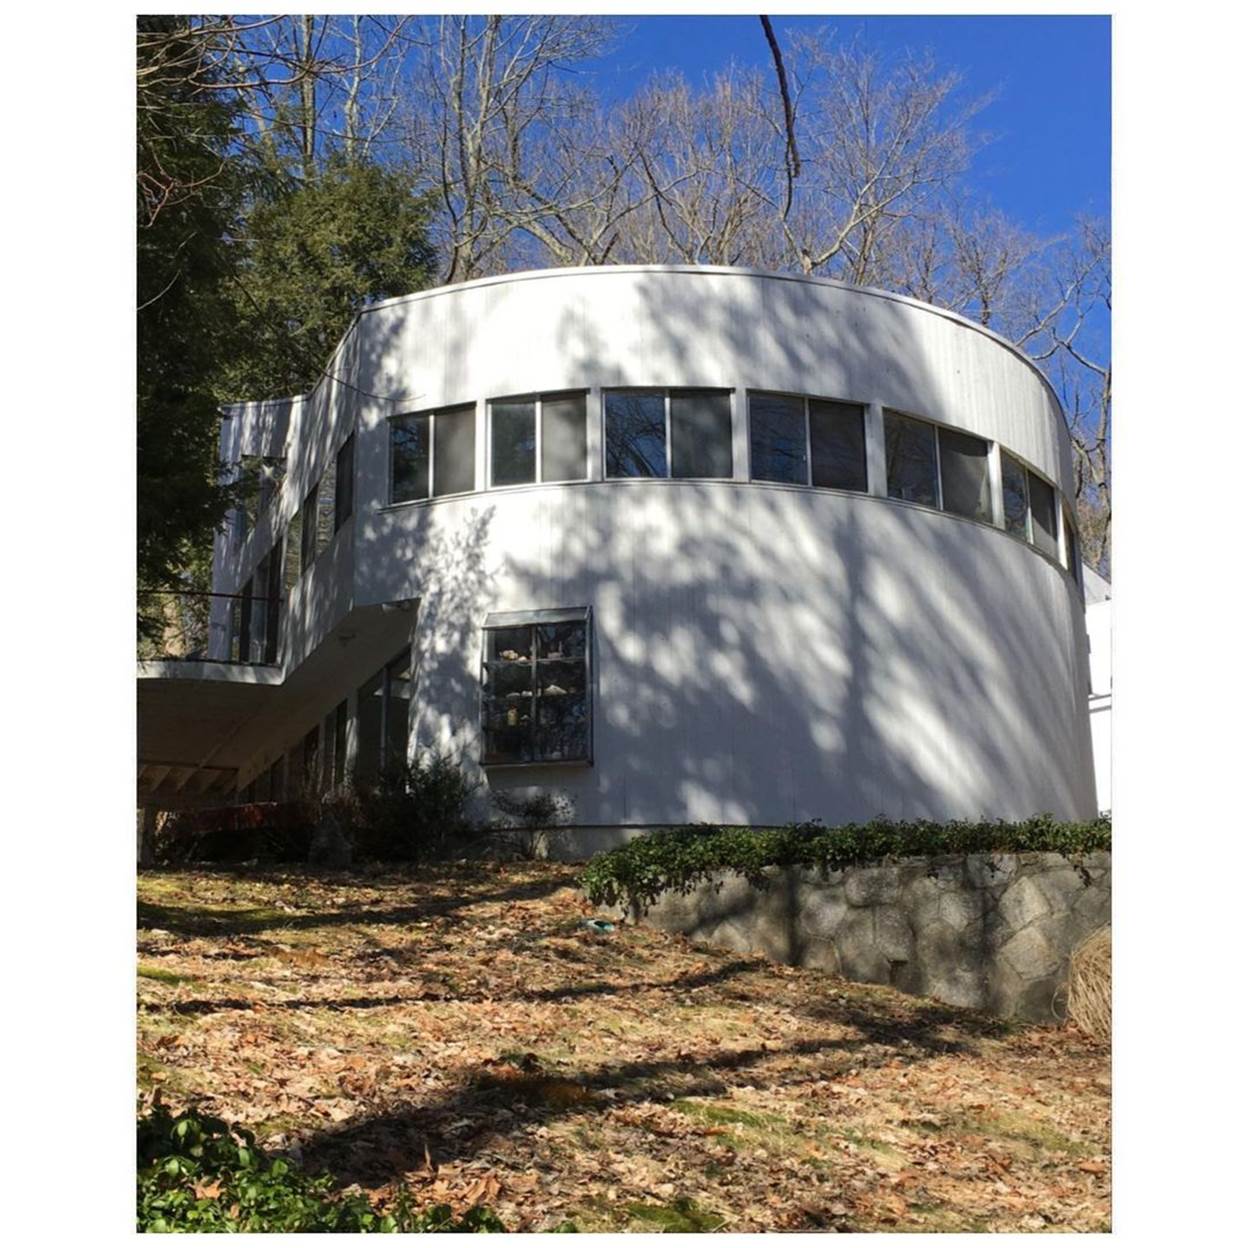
top-left (138, 266), bottom-right (1098, 849)
top-left (1082, 564), bottom-right (1112, 813)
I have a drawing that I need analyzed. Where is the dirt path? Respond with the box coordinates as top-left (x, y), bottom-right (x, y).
top-left (137, 863), bottom-right (1110, 1232)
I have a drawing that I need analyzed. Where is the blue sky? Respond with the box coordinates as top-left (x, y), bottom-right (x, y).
top-left (589, 15), bottom-right (1110, 236)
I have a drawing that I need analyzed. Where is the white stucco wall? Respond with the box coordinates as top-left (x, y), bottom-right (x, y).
top-left (211, 267), bottom-right (1096, 823)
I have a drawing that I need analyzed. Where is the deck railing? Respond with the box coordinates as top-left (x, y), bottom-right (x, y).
top-left (138, 589), bottom-right (281, 665)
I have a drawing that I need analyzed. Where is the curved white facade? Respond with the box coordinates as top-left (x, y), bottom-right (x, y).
top-left (169, 267), bottom-right (1096, 831)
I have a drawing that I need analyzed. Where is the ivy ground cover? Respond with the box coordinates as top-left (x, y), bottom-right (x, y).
top-left (137, 862), bottom-right (1110, 1232)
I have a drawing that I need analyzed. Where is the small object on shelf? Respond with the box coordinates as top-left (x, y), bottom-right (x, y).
top-left (543, 683), bottom-right (567, 696)
top-left (500, 648), bottom-right (526, 661)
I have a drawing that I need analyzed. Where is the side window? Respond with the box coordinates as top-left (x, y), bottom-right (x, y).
top-left (883, 410), bottom-right (939, 507)
top-left (605, 391), bottom-right (668, 478)
top-left (938, 427), bottom-right (992, 522)
top-left (1001, 451), bottom-right (1030, 539)
top-left (482, 611), bottom-right (591, 765)
top-left (604, 389), bottom-right (732, 481)
top-left (1028, 471), bottom-right (1059, 558)
top-left (334, 433), bottom-right (354, 531)
top-left (390, 405), bottom-right (476, 502)
top-left (749, 392), bottom-right (807, 484)
top-left (355, 648), bottom-right (413, 783)
top-left (299, 482), bottom-right (319, 573)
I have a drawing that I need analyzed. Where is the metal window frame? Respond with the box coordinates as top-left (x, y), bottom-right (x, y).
top-left (667, 387), bottom-right (734, 480)
top-left (479, 606), bottom-right (593, 769)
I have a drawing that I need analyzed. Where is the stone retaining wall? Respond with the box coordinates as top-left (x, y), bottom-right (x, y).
top-left (629, 852), bottom-right (1110, 1022)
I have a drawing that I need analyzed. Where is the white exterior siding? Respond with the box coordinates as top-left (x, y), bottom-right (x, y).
top-left (200, 266), bottom-right (1094, 825)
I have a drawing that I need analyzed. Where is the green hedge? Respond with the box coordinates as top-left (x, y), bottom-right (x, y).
top-left (138, 1104), bottom-right (504, 1233)
top-left (579, 816), bottom-right (1111, 915)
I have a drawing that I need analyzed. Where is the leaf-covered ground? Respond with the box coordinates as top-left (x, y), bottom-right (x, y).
top-left (137, 863), bottom-right (1110, 1232)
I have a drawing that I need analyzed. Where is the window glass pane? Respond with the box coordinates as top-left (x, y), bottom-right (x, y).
top-left (356, 671), bottom-right (383, 783)
top-left (491, 400), bottom-right (536, 486)
top-left (1063, 504), bottom-right (1080, 577)
top-left (810, 400), bottom-right (867, 491)
top-left (1002, 452), bottom-right (1029, 538)
top-left (541, 394), bottom-right (587, 482)
top-left (264, 538), bottom-right (283, 663)
top-left (483, 619), bottom-right (590, 764)
top-left (391, 414), bottom-right (430, 503)
top-left (434, 404), bottom-right (476, 496)
top-left (384, 650), bottom-right (412, 770)
top-left (671, 391), bottom-right (732, 479)
top-left (300, 484), bottom-right (318, 571)
top-left (750, 393), bottom-right (808, 484)
top-left (883, 410), bottom-right (938, 506)
top-left (605, 391), bottom-right (667, 478)
top-left (484, 625), bottom-right (535, 764)
top-left (334, 434), bottom-right (354, 530)
top-left (316, 457), bottom-right (336, 548)
top-left (302, 726), bottom-right (319, 795)
top-left (939, 427), bottom-right (992, 521)
top-left (1028, 471), bottom-right (1058, 557)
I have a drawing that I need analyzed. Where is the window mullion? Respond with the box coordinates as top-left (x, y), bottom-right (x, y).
top-left (535, 396), bottom-right (543, 484)
top-left (933, 425), bottom-right (944, 511)
top-left (804, 397), bottom-right (814, 486)
top-left (428, 411), bottom-right (437, 498)
top-left (664, 391), bottom-right (673, 478)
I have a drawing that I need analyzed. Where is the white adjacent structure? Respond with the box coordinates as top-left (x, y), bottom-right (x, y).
top-left (1082, 565), bottom-right (1112, 813)
top-left (137, 266), bottom-right (1098, 844)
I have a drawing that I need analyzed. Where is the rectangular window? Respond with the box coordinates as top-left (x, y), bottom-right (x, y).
top-left (302, 725), bottom-right (319, 796)
top-left (433, 404), bottom-right (476, 496)
top-left (331, 708), bottom-right (346, 783)
top-left (391, 414), bottom-right (431, 503)
top-left (669, 391), bottom-right (732, 479)
top-left (541, 394), bottom-right (588, 483)
top-left (355, 649), bottom-right (414, 783)
top-left (491, 399), bottom-right (538, 486)
top-left (938, 427), bottom-right (992, 522)
top-left (749, 392), bottom-right (807, 484)
top-left (749, 393), bottom-right (867, 492)
top-left (883, 410), bottom-right (939, 507)
top-left (809, 400), bottom-right (867, 491)
top-left (1002, 452), bottom-right (1030, 539)
top-left (356, 669), bottom-right (384, 784)
top-left (300, 483), bottom-right (319, 572)
top-left (263, 536), bottom-right (282, 662)
top-left (1028, 470), bottom-right (1059, 559)
top-left (1063, 503), bottom-right (1080, 579)
top-left (384, 650), bottom-right (412, 771)
top-left (334, 434), bottom-right (354, 531)
top-left (482, 610), bottom-right (591, 766)
top-left (605, 391), bottom-right (668, 478)
top-left (391, 406), bottom-right (475, 501)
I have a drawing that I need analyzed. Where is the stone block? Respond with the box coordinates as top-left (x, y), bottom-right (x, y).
top-left (844, 866), bottom-right (902, 907)
top-left (873, 906), bottom-right (916, 963)
top-left (997, 876), bottom-right (1052, 931)
top-left (999, 924), bottom-right (1061, 981)
top-left (834, 909), bottom-right (890, 983)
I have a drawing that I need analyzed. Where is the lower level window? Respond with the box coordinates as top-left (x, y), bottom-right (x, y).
top-left (356, 649), bottom-right (412, 782)
top-left (482, 609), bottom-right (591, 765)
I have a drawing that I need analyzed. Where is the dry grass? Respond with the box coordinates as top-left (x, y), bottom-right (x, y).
top-left (1068, 926), bottom-right (1111, 1041)
top-left (137, 862), bottom-right (1111, 1232)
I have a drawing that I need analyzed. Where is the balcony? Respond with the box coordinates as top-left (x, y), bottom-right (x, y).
top-left (138, 589), bottom-right (282, 666)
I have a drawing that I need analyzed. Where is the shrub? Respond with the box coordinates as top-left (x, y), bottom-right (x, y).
top-left (137, 1103), bottom-right (504, 1232)
top-left (349, 752), bottom-right (483, 862)
top-left (580, 815), bottom-right (1112, 915)
top-left (489, 789), bottom-right (575, 859)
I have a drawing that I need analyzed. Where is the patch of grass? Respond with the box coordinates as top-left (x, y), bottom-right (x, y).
top-left (837, 1127), bottom-right (900, 1157)
top-left (139, 965), bottom-right (196, 986)
top-left (670, 1098), bottom-right (784, 1130)
top-left (964, 1109), bottom-right (1094, 1157)
top-left (624, 1196), bottom-right (725, 1232)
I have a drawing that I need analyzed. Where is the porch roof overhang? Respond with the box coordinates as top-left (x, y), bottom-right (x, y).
top-left (137, 601), bottom-right (419, 808)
